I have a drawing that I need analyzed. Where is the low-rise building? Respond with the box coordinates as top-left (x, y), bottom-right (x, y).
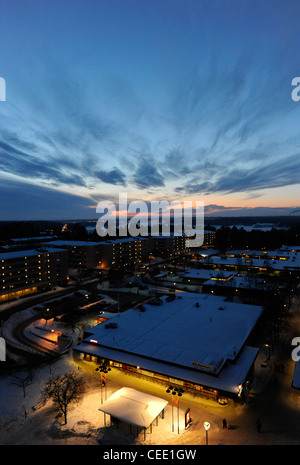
top-left (181, 269), bottom-right (236, 286)
top-left (200, 250), bottom-right (300, 276)
top-left (74, 292), bottom-right (263, 400)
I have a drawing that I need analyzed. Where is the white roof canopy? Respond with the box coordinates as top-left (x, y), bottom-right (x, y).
top-left (98, 387), bottom-right (168, 428)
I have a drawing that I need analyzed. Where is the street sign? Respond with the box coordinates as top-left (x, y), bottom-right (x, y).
top-left (185, 408), bottom-right (191, 428)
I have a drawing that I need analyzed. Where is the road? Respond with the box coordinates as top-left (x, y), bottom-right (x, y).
top-left (1, 284), bottom-right (147, 369)
top-left (2, 288), bottom-right (300, 445)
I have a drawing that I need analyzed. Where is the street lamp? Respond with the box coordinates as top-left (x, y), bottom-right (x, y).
top-left (96, 361), bottom-right (111, 404)
top-left (166, 386), bottom-right (184, 434)
top-left (203, 421), bottom-right (210, 445)
top-left (166, 387), bottom-right (174, 432)
top-left (264, 343), bottom-right (271, 360)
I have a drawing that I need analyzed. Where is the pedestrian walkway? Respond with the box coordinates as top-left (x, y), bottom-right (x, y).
top-left (2, 297), bottom-right (300, 446)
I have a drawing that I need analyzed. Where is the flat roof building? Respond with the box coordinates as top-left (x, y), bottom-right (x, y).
top-left (181, 269), bottom-right (236, 285)
top-left (74, 292), bottom-right (263, 399)
top-left (200, 251), bottom-right (300, 275)
top-left (45, 238), bottom-right (150, 269)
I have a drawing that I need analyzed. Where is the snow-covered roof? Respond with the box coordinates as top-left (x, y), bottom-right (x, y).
top-left (0, 247), bottom-right (68, 261)
top-left (153, 272), bottom-right (166, 278)
top-left (202, 276), bottom-right (270, 291)
top-left (10, 236), bottom-right (56, 242)
top-left (280, 245), bottom-right (300, 251)
top-left (198, 248), bottom-right (218, 257)
top-left (77, 292), bottom-right (262, 377)
top-left (44, 240), bottom-right (102, 247)
top-left (98, 387), bottom-right (168, 428)
top-left (181, 269), bottom-right (235, 281)
top-left (97, 311), bottom-right (118, 320)
top-left (202, 254), bottom-right (300, 271)
top-left (104, 237), bottom-right (148, 243)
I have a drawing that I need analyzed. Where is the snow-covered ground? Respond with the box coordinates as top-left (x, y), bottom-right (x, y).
top-left (1, 296), bottom-right (300, 445)
top-left (1, 290), bottom-right (119, 358)
top-left (1, 345), bottom-right (300, 446)
top-left (0, 354), bottom-right (77, 444)
top-left (0, 354), bottom-right (204, 445)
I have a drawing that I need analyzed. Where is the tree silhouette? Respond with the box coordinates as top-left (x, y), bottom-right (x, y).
top-left (41, 371), bottom-right (85, 425)
top-left (11, 372), bottom-right (32, 398)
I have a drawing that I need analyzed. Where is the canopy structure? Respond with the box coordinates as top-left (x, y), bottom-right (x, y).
top-left (98, 387), bottom-right (168, 428)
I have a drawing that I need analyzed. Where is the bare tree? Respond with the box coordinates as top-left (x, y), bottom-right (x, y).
top-left (41, 371), bottom-right (85, 424)
top-left (11, 372), bottom-right (33, 398)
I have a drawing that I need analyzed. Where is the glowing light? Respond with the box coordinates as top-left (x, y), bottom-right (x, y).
top-left (203, 421), bottom-right (210, 431)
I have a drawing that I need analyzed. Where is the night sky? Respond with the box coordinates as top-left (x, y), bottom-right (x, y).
top-left (0, 0), bottom-right (300, 220)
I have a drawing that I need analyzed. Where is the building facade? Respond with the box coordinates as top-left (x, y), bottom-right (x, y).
top-left (98, 238), bottom-right (149, 268)
top-left (44, 240), bottom-right (103, 269)
top-left (0, 247), bottom-right (68, 303)
top-left (149, 235), bottom-right (187, 257)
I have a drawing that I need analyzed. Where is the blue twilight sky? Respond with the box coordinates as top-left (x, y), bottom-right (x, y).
top-left (0, 0), bottom-right (300, 220)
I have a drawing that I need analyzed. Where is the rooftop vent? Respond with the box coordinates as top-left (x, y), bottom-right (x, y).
top-left (104, 322), bottom-right (118, 329)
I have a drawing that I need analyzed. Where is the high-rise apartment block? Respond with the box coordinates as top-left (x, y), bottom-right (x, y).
top-left (0, 248), bottom-right (68, 303)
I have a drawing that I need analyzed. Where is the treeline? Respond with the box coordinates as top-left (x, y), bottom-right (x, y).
top-left (0, 221), bottom-right (63, 241)
top-left (215, 226), bottom-right (300, 252)
top-left (1, 219), bottom-right (300, 251)
top-left (206, 215), bottom-right (300, 227)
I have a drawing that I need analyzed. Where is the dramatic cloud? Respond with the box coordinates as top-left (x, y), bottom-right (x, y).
top-left (132, 155), bottom-right (165, 189)
top-left (0, 0), bottom-right (300, 218)
top-left (0, 139), bottom-right (87, 187)
top-left (176, 151), bottom-right (300, 196)
top-left (0, 178), bottom-right (94, 220)
top-left (95, 168), bottom-right (126, 186)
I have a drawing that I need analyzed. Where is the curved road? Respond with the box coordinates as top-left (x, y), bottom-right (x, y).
top-left (1, 287), bottom-right (79, 369)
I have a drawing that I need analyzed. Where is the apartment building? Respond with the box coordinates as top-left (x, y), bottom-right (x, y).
top-left (203, 230), bottom-right (216, 246)
top-left (44, 240), bottom-right (103, 269)
top-left (0, 247), bottom-right (68, 303)
top-left (98, 238), bottom-right (149, 268)
top-left (149, 235), bottom-right (187, 256)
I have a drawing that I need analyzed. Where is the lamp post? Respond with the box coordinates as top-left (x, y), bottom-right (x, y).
top-left (264, 343), bottom-right (271, 360)
top-left (96, 361), bottom-right (111, 404)
top-left (166, 386), bottom-right (184, 434)
top-left (203, 421), bottom-right (210, 445)
top-left (166, 387), bottom-right (174, 432)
